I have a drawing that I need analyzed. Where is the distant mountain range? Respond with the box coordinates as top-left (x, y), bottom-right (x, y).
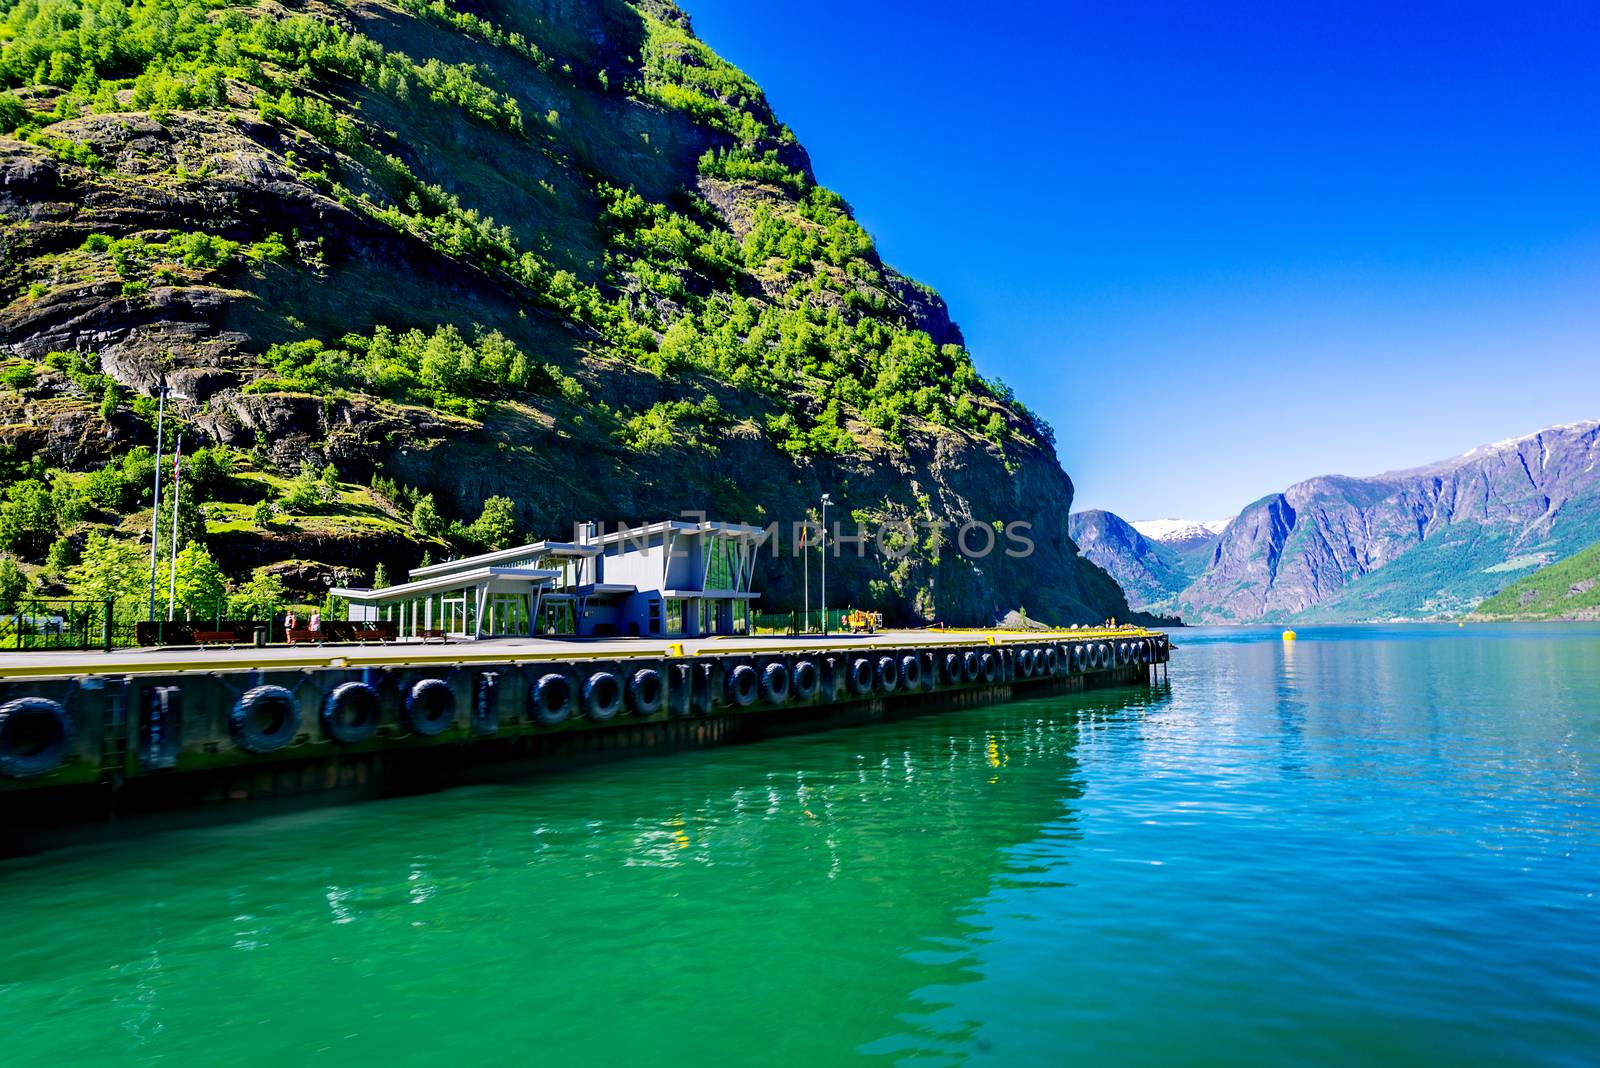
top-left (1072, 421), bottom-right (1600, 623)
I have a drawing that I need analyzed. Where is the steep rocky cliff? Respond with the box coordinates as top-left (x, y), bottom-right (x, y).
top-left (1177, 422), bottom-right (1600, 622)
top-left (1067, 510), bottom-right (1189, 612)
top-left (0, 0), bottom-right (1131, 623)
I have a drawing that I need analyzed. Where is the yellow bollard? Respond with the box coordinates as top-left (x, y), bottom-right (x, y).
top-left (667, 642), bottom-right (684, 657)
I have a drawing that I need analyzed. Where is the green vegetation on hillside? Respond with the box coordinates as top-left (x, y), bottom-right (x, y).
top-left (1473, 542), bottom-right (1600, 621)
top-left (0, 0), bottom-right (1116, 625)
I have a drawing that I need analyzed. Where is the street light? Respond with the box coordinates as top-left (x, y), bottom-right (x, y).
top-left (819, 492), bottom-right (831, 635)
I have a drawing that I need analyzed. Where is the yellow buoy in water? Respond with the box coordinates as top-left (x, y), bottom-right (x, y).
top-left (1282, 630), bottom-right (1297, 642)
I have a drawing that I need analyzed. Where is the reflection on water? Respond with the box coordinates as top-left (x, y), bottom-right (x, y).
top-left (3, 625), bottom-right (1600, 1066)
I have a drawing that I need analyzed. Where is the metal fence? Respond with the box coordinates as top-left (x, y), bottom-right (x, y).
top-left (0, 598), bottom-right (120, 651)
top-left (750, 608), bottom-right (854, 636)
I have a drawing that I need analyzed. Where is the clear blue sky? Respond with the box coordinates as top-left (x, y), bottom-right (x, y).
top-left (681, 0), bottom-right (1600, 520)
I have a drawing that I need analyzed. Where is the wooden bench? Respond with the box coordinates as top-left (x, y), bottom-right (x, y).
top-left (285, 628), bottom-right (321, 645)
top-left (418, 628), bottom-right (449, 643)
top-left (194, 630), bottom-right (240, 645)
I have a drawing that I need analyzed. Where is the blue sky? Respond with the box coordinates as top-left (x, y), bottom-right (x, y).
top-left (681, 0), bottom-right (1600, 519)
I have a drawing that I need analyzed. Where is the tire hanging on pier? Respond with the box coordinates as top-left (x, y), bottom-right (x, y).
top-left (321, 681), bottom-right (380, 745)
top-left (1046, 646), bottom-right (1061, 676)
top-left (792, 659), bottom-right (820, 701)
top-left (875, 655), bottom-right (899, 694)
top-left (1017, 648), bottom-right (1035, 678)
top-left (980, 651), bottom-right (1000, 684)
top-left (759, 662), bottom-right (791, 704)
top-left (725, 664), bottom-right (759, 708)
top-left (962, 650), bottom-right (981, 683)
top-left (626, 668), bottom-right (665, 716)
top-left (848, 657), bottom-right (874, 696)
top-left (899, 654), bottom-right (921, 691)
top-left (530, 672), bottom-right (574, 726)
top-left (942, 652), bottom-right (963, 685)
top-left (230, 685), bottom-right (301, 754)
top-left (403, 678), bottom-right (457, 736)
top-left (0, 697), bottom-right (73, 778)
top-left (583, 671), bottom-right (625, 720)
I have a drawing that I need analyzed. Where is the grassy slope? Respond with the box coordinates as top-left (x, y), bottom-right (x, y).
top-left (1472, 540), bottom-right (1600, 621)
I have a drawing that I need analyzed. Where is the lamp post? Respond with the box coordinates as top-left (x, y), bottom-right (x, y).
top-left (146, 384), bottom-right (169, 622)
top-left (819, 492), bottom-right (831, 635)
top-left (147, 384), bottom-right (187, 622)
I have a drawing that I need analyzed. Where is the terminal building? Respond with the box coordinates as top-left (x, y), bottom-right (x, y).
top-left (332, 519), bottom-right (768, 640)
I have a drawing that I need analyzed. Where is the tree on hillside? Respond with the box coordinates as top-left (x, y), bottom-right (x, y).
top-left (232, 569), bottom-right (287, 619)
top-left (468, 495), bottom-right (518, 549)
top-left (66, 533), bottom-right (146, 616)
top-left (412, 493), bottom-right (446, 537)
top-left (171, 543), bottom-right (226, 618)
top-left (0, 554), bottom-right (27, 614)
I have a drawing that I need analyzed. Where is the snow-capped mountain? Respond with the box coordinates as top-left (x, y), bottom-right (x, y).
top-left (1130, 519), bottom-right (1231, 544)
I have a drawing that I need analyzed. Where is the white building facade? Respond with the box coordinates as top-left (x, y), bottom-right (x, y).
top-left (333, 519), bottom-right (768, 640)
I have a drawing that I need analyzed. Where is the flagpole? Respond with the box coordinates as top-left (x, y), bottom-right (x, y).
top-left (166, 433), bottom-right (183, 621)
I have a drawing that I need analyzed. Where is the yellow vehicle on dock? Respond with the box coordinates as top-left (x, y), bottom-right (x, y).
top-left (843, 609), bottom-right (884, 634)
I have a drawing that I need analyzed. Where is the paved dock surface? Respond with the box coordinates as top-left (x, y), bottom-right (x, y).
top-left (0, 629), bottom-right (1160, 678)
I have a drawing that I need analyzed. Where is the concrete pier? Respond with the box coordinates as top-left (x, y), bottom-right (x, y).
top-left (0, 630), bottom-right (1169, 834)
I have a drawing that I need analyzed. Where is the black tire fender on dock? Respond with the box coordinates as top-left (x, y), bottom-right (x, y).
top-left (583, 671), bottom-right (625, 720)
top-left (231, 685), bottom-right (301, 754)
top-left (321, 681), bottom-right (380, 745)
top-left (875, 655), bottom-right (899, 694)
top-left (725, 664), bottom-right (758, 708)
top-left (530, 672), bottom-right (574, 726)
top-left (980, 650), bottom-right (1000, 684)
top-left (759, 662), bottom-right (791, 704)
top-left (961, 650), bottom-right (981, 683)
top-left (900, 654), bottom-right (921, 690)
top-left (627, 668), bottom-right (666, 716)
top-left (847, 657), bottom-right (874, 696)
top-left (0, 697), bottom-right (73, 779)
top-left (1017, 648), bottom-right (1034, 677)
top-left (1046, 646), bottom-right (1061, 676)
top-left (941, 652), bottom-right (962, 685)
top-left (403, 678), bottom-right (456, 736)
top-left (792, 659), bottom-right (820, 701)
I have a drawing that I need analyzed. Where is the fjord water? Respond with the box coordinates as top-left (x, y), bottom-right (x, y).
top-left (4, 626), bottom-right (1599, 1066)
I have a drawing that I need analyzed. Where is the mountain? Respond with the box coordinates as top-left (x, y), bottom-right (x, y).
top-left (0, 0), bottom-right (1132, 625)
top-left (1471, 541), bottom-right (1600, 621)
top-left (1131, 518), bottom-right (1227, 576)
top-left (1068, 510), bottom-right (1190, 611)
top-left (1177, 422), bottom-right (1600, 622)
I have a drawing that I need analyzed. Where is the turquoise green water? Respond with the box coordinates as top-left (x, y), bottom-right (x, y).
top-left (3, 624), bottom-right (1599, 1065)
